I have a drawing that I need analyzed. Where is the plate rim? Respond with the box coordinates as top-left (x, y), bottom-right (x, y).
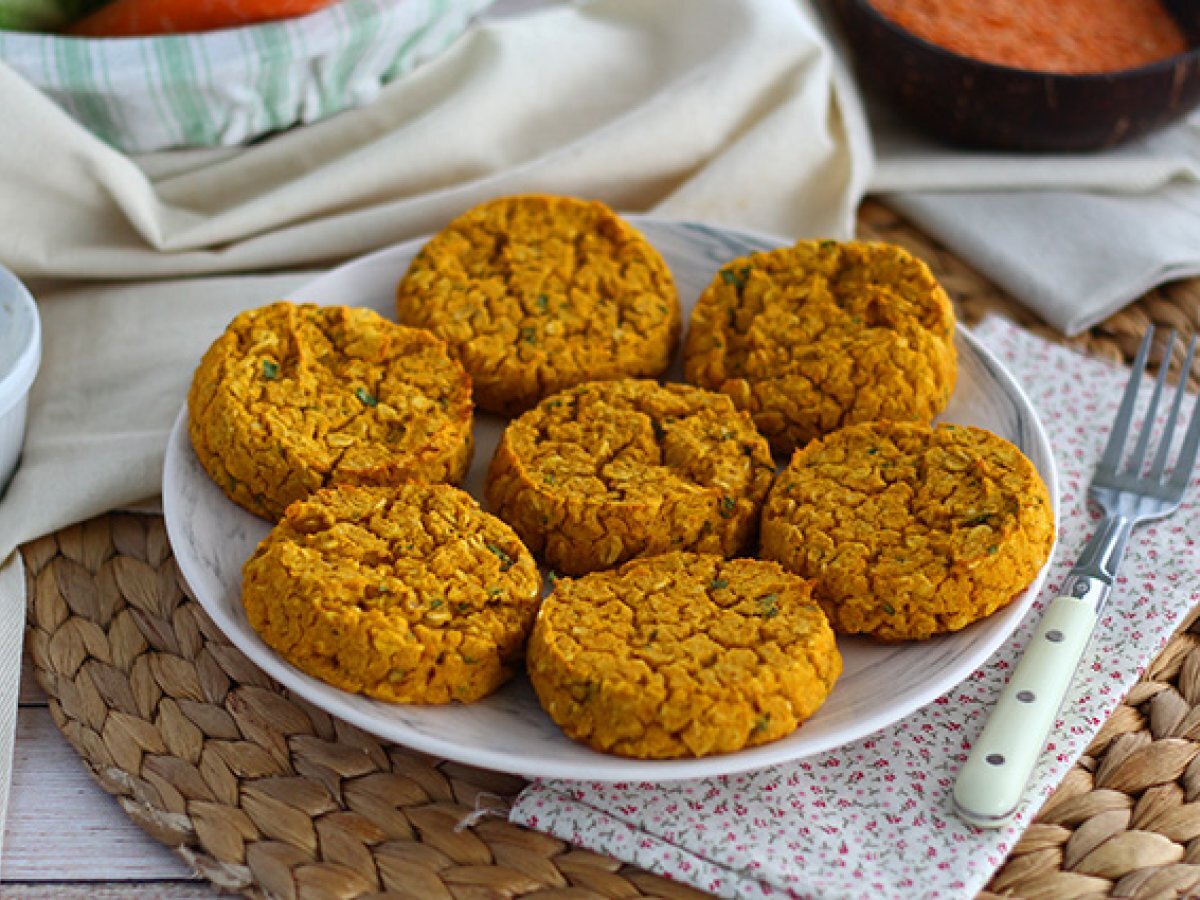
top-left (163, 216), bottom-right (1060, 781)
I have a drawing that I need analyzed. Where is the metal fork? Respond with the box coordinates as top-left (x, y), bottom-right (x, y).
top-left (954, 327), bottom-right (1200, 829)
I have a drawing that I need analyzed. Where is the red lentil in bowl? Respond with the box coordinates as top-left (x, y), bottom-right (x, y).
top-left (833, 0), bottom-right (1200, 151)
top-left (870, 0), bottom-right (1188, 75)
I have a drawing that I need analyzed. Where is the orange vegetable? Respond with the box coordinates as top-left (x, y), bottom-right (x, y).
top-left (870, 0), bottom-right (1189, 74)
top-left (67, 0), bottom-right (337, 36)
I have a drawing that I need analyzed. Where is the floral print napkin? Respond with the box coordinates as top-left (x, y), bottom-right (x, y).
top-left (509, 317), bottom-right (1200, 899)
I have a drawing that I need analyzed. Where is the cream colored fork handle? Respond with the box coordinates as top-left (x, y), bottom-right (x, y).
top-left (952, 594), bottom-right (1097, 828)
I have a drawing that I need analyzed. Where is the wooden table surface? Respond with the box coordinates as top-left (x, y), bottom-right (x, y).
top-left (2, 650), bottom-right (207, 898)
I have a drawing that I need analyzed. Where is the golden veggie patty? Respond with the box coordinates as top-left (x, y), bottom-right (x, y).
top-left (242, 483), bottom-right (541, 704)
top-left (761, 421), bottom-right (1055, 640)
top-left (395, 194), bottom-right (680, 415)
top-left (683, 240), bottom-right (957, 456)
top-left (188, 301), bottom-right (474, 520)
top-left (485, 378), bottom-right (775, 576)
top-left (527, 552), bottom-right (841, 759)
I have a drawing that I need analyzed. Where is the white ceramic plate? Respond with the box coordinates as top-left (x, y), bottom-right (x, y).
top-left (163, 217), bottom-right (1059, 781)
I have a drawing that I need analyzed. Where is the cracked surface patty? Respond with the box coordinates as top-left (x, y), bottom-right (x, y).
top-left (683, 240), bottom-right (957, 456)
top-left (395, 194), bottom-right (680, 415)
top-left (242, 482), bottom-right (541, 704)
top-left (761, 421), bottom-right (1055, 641)
top-left (527, 552), bottom-right (841, 758)
top-left (188, 301), bottom-right (474, 521)
top-left (484, 379), bottom-right (775, 576)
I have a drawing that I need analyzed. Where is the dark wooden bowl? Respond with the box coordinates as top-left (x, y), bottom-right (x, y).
top-left (832, 0), bottom-right (1200, 151)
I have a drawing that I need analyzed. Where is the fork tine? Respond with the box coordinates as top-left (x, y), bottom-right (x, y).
top-left (1128, 330), bottom-right (1176, 475)
top-left (1151, 332), bottom-right (1196, 481)
top-left (1167, 334), bottom-right (1200, 492)
top-left (1099, 326), bottom-right (1154, 475)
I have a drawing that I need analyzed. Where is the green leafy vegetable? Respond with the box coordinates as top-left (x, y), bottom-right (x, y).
top-left (720, 266), bottom-right (751, 290)
top-left (0, 0), bottom-right (106, 31)
top-left (486, 543), bottom-right (514, 571)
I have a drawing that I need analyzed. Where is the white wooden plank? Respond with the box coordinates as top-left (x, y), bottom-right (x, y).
top-left (0, 883), bottom-right (211, 899)
top-left (2, 708), bottom-right (197, 883)
top-left (18, 653), bottom-right (45, 707)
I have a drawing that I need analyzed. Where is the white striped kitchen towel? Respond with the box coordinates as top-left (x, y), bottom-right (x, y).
top-left (0, 0), bottom-right (494, 153)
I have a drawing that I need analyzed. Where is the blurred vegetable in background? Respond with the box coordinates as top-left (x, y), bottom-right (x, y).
top-left (0, 0), bottom-right (104, 31)
top-left (0, 0), bottom-right (337, 33)
top-left (68, 0), bottom-right (338, 34)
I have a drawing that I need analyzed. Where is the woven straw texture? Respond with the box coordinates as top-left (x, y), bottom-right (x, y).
top-left (21, 200), bottom-right (1200, 899)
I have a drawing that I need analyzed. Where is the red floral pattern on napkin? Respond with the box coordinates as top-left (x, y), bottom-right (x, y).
top-left (510, 318), bottom-right (1200, 899)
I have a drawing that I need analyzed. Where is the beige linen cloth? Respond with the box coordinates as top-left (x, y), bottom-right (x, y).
top-left (869, 98), bottom-right (1200, 335)
top-left (0, 0), bottom-right (870, 861)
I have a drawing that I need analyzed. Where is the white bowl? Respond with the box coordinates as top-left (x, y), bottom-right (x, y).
top-left (164, 218), bottom-right (1060, 781)
top-left (0, 266), bottom-right (40, 493)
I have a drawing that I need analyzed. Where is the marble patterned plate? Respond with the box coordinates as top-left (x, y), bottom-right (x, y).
top-left (163, 217), bottom-right (1059, 781)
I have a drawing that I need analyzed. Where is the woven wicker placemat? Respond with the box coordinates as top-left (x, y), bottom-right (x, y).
top-left (21, 200), bottom-right (1200, 900)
